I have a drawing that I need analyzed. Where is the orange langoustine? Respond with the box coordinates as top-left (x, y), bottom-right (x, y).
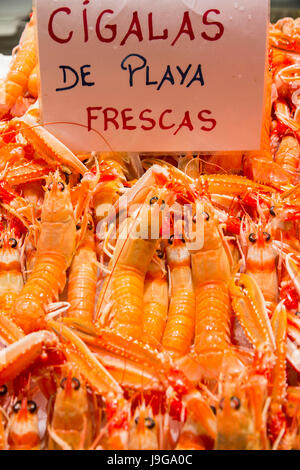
top-left (0, 14), bottom-right (300, 450)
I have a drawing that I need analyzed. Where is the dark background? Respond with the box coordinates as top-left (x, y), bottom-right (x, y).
top-left (0, 0), bottom-right (299, 55)
top-left (271, 0), bottom-right (300, 21)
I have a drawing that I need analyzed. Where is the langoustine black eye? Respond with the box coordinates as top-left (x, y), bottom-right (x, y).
top-left (60, 377), bottom-right (66, 389)
top-left (9, 238), bottom-right (17, 248)
top-left (202, 211), bottom-right (210, 221)
top-left (269, 206), bottom-right (276, 217)
top-left (168, 235), bottom-right (174, 245)
top-left (156, 249), bottom-right (164, 259)
top-left (249, 233), bottom-right (256, 243)
top-left (27, 400), bottom-right (37, 414)
top-left (13, 401), bottom-right (22, 413)
top-left (230, 396), bottom-right (241, 410)
top-left (0, 384), bottom-right (8, 396)
top-left (145, 417), bottom-right (156, 429)
top-left (263, 232), bottom-right (271, 242)
top-left (71, 378), bottom-right (81, 390)
top-left (149, 196), bottom-right (159, 205)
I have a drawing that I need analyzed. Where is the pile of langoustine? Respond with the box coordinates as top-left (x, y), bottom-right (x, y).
top-left (0, 14), bottom-right (299, 451)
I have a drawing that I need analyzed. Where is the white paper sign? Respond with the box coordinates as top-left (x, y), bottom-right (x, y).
top-left (36, 0), bottom-right (269, 152)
